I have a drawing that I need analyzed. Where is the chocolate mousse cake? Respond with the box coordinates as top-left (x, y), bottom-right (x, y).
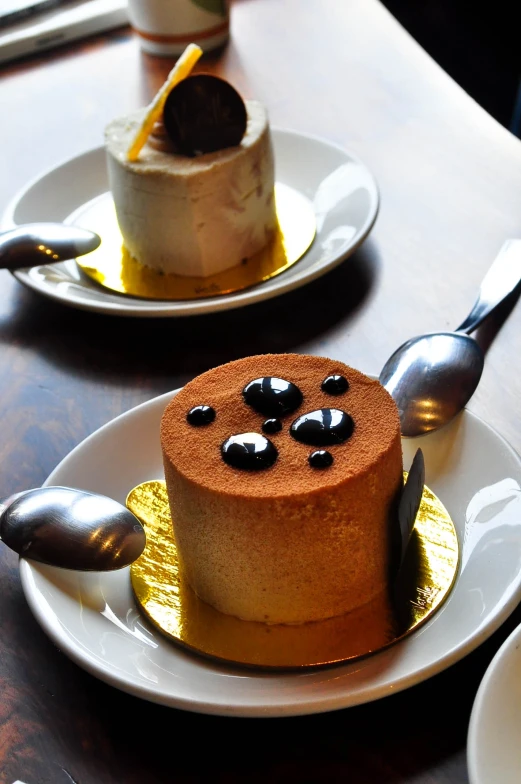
top-left (105, 75), bottom-right (277, 278)
top-left (160, 354), bottom-right (403, 625)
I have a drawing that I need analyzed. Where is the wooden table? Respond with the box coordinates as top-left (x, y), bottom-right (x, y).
top-left (2, 1), bottom-right (521, 780)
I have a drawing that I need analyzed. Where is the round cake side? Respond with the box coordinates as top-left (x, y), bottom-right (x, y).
top-left (104, 101), bottom-right (277, 277)
top-left (160, 354), bottom-right (404, 624)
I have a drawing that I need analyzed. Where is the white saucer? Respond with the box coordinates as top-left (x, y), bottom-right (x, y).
top-left (19, 390), bottom-right (521, 717)
top-left (1, 129), bottom-right (379, 317)
top-left (468, 622), bottom-right (521, 783)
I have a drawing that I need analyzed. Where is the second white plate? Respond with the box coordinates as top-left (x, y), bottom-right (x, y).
top-left (19, 390), bottom-right (521, 717)
top-left (1, 129), bottom-right (379, 317)
top-left (468, 621), bottom-right (521, 784)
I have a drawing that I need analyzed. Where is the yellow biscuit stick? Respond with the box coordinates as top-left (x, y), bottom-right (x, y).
top-left (126, 43), bottom-right (203, 162)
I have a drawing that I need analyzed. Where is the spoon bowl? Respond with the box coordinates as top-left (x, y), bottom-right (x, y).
top-left (380, 333), bottom-right (484, 437)
top-left (380, 240), bottom-right (521, 437)
top-left (0, 486), bottom-right (146, 571)
top-left (0, 223), bottom-right (101, 270)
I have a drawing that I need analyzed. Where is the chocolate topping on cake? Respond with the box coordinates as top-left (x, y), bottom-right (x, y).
top-left (321, 374), bottom-right (349, 395)
top-left (290, 408), bottom-right (354, 447)
top-left (163, 74), bottom-right (248, 157)
top-left (242, 376), bottom-right (303, 418)
top-left (161, 354), bottom-right (401, 498)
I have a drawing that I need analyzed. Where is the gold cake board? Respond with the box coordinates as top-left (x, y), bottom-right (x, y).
top-left (127, 478), bottom-right (459, 670)
top-left (70, 183), bottom-right (316, 300)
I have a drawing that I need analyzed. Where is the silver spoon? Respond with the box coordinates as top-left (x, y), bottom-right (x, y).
top-left (380, 239), bottom-right (521, 437)
top-left (0, 223), bottom-right (101, 270)
top-left (0, 486), bottom-right (146, 571)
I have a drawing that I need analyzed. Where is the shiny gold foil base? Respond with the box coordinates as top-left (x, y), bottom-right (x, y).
top-left (71, 184), bottom-right (316, 300)
top-left (127, 477), bottom-right (459, 669)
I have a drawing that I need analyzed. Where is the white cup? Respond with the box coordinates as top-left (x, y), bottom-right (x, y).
top-left (127, 0), bottom-right (230, 56)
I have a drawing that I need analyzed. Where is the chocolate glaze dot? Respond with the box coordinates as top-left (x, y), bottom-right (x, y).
top-left (243, 377), bottom-right (303, 417)
top-left (321, 374), bottom-right (349, 395)
top-left (262, 418), bottom-right (282, 435)
top-left (309, 450), bottom-right (334, 468)
top-left (290, 408), bottom-right (354, 446)
top-left (221, 432), bottom-right (278, 471)
top-left (187, 405), bottom-right (216, 426)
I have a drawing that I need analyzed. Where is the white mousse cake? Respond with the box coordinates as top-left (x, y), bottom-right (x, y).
top-left (104, 100), bottom-right (277, 277)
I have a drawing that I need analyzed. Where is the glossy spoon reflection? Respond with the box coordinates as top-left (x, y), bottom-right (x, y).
top-left (380, 240), bottom-right (521, 437)
top-left (0, 223), bottom-right (101, 270)
top-left (381, 332), bottom-right (484, 438)
top-left (0, 487), bottom-right (146, 571)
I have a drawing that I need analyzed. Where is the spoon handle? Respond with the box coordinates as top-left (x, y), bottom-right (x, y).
top-left (456, 239), bottom-right (521, 334)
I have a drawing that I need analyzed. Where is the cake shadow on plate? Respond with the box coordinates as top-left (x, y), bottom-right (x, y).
top-left (0, 241), bottom-right (380, 383)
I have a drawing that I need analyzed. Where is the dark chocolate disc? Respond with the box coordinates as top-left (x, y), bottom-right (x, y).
top-left (163, 74), bottom-right (247, 157)
top-left (221, 432), bottom-right (278, 471)
top-left (290, 408), bottom-right (354, 446)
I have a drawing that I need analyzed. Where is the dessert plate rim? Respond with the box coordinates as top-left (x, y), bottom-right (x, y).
top-left (18, 387), bottom-right (521, 717)
top-left (467, 620), bottom-right (521, 784)
top-left (0, 128), bottom-right (379, 317)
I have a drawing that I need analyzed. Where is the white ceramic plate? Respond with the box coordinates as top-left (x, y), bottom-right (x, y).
top-left (19, 390), bottom-right (521, 717)
top-left (1, 130), bottom-right (379, 317)
top-left (468, 622), bottom-right (521, 783)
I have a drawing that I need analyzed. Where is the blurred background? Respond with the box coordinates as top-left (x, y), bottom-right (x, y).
top-left (1, 0), bottom-right (521, 137)
top-left (382, 0), bottom-right (521, 136)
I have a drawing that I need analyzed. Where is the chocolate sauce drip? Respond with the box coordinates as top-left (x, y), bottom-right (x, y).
top-left (221, 432), bottom-right (278, 471)
top-left (186, 405), bottom-right (216, 426)
top-left (308, 450), bottom-right (334, 468)
top-left (243, 377), bottom-right (303, 417)
top-left (290, 409), bottom-right (354, 446)
top-left (262, 418), bottom-right (282, 434)
top-left (321, 374), bottom-right (349, 395)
